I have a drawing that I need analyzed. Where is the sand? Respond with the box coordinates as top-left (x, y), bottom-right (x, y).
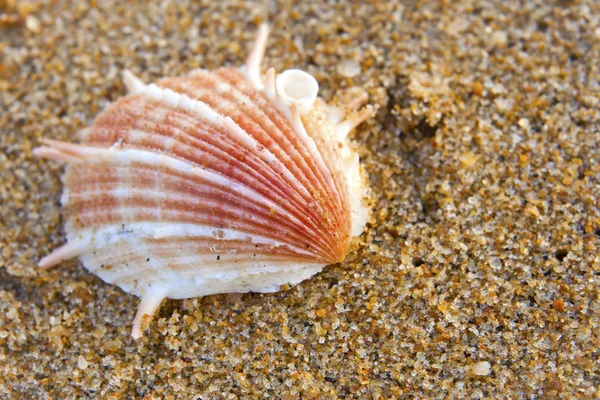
top-left (1, 0), bottom-right (599, 398)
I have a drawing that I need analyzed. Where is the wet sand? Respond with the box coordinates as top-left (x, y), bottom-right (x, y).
top-left (1, 0), bottom-right (599, 398)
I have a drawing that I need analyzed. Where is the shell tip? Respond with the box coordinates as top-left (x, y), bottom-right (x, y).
top-left (31, 146), bottom-right (47, 158)
top-left (122, 69), bottom-right (145, 94)
top-left (38, 254), bottom-right (58, 269)
top-left (335, 104), bottom-right (377, 140)
top-left (32, 146), bottom-right (73, 162)
top-left (131, 288), bottom-right (167, 339)
top-left (38, 241), bottom-right (88, 269)
top-left (32, 139), bottom-right (88, 163)
top-left (244, 23), bottom-right (271, 88)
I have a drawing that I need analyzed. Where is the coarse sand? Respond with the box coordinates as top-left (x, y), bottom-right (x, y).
top-left (1, 1), bottom-right (599, 398)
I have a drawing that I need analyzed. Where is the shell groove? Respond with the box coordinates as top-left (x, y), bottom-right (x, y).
top-left (35, 25), bottom-right (374, 338)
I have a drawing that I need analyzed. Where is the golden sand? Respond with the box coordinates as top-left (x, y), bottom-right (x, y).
top-left (1, 1), bottom-right (599, 398)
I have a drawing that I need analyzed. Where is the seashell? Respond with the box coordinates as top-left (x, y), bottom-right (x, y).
top-left (34, 25), bottom-right (374, 339)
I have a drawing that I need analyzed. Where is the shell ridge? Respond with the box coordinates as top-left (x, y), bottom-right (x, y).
top-left (46, 141), bottom-right (304, 224)
top-left (192, 69), bottom-right (343, 208)
top-left (135, 75), bottom-right (353, 259)
top-left (213, 69), bottom-right (342, 204)
top-left (127, 78), bottom-right (263, 153)
top-left (182, 70), bottom-right (346, 244)
top-left (64, 163), bottom-right (337, 258)
top-left (70, 204), bottom-right (331, 260)
top-left (156, 77), bottom-right (316, 202)
top-left (66, 163), bottom-right (333, 254)
top-left (69, 222), bottom-right (322, 262)
top-left (133, 78), bottom-right (333, 235)
top-left (304, 105), bottom-right (371, 238)
top-left (100, 87), bottom-right (337, 240)
top-left (154, 77), bottom-right (343, 253)
top-left (211, 69), bottom-right (348, 235)
top-left (152, 223), bottom-right (315, 256)
top-left (88, 109), bottom-right (313, 220)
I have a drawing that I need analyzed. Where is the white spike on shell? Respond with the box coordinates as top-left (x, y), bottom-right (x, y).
top-left (34, 24), bottom-right (375, 339)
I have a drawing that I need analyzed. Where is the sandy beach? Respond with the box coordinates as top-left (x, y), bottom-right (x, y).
top-left (1, 0), bottom-right (599, 398)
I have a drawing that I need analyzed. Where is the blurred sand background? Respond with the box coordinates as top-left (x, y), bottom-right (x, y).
top-left (1, 0), bottom-right (599, 398)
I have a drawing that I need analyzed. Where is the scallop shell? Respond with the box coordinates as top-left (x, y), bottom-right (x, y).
top-left (34, 25), bottom-right (374, 338)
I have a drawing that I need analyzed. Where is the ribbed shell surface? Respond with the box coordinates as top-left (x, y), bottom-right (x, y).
top-left (60, 68), bottom-right (355, 298)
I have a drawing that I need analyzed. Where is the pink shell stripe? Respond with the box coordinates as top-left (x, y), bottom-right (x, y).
top-left (78, 90), bottom-right (344, 260)
top-left (34, 24), bottom-right (374, 339)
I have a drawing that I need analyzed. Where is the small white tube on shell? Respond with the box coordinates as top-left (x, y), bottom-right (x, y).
top-left (275, 69), bottom-right (319, 115)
